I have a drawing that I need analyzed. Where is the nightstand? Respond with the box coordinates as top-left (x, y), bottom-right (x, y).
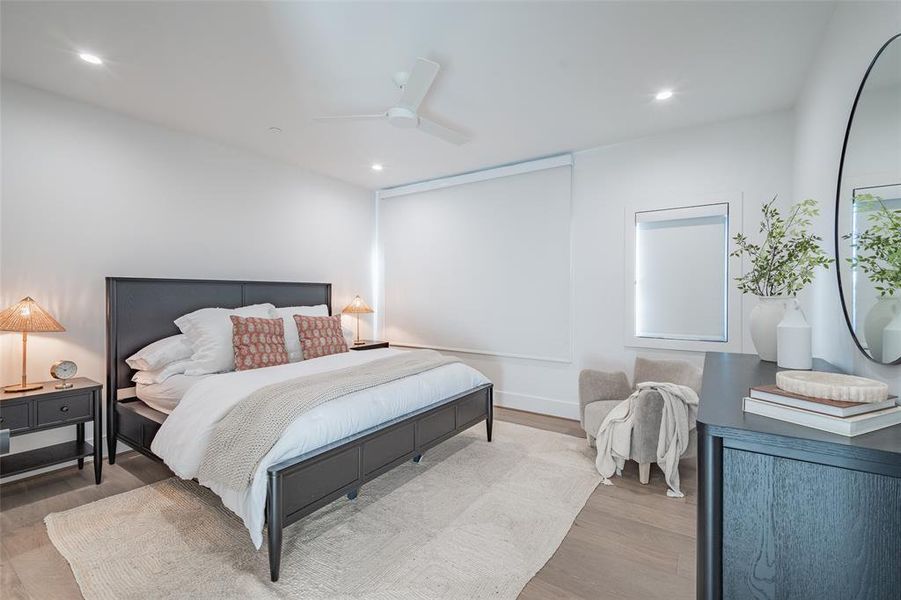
top-left (0, 377), bottom-right (102, 484)
top-left (349, 340), bottom-right (390, 351)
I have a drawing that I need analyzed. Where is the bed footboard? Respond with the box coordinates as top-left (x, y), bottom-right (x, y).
top-left (266, 383), bottom-right (493, 582)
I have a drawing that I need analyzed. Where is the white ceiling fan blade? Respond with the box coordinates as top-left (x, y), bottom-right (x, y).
top-left (314, 114), bottom-right (386, 122)
top-left (399, 58), bottom-right (440, 111)
top-left (418, 117), bottom-right (469, 145)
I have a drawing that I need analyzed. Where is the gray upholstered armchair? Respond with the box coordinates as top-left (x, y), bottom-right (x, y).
top-left (579, 357), bottom-right (702, 484)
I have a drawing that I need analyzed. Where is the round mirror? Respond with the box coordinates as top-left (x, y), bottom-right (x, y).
top-left (836, 34), bottom-right (901, 365)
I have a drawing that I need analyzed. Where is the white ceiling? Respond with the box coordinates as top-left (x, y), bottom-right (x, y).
top-left (1, 1), bottom-right (836, 189)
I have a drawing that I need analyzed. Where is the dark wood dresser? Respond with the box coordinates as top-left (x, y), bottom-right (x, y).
top-left (697, 353), bottom-right (901, 600)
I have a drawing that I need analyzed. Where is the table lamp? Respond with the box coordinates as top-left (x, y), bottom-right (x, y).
top-left (0, 297), bottom-right (65, 392)
top-left (341, 295), bottom-right (374, 346)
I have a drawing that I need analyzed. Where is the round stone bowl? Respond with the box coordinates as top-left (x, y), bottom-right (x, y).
top-left (776, 371), bottom-right (889, 403)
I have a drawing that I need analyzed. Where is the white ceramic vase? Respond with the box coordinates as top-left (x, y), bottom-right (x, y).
top-left (777, 299), bottom-right (812, 369)
top-left (864, 297), bottom-right (901, 362)
top-left (749, 296), bottom-right (790, 362)
top-left (882, 301), bottom-right (901, 364)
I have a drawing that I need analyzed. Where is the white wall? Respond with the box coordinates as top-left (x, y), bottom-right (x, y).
top-left (793, 2), bottom-right (901, 392)
top-left (382, 110), bottom-right (796, 418)
top-left (0, 81), bottom-right (374, 461)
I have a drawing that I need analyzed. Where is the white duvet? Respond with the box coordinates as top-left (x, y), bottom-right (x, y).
top-left (150, 348), bottom-right (490, 548)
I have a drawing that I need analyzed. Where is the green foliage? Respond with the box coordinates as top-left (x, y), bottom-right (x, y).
top-left (843, 194), bottom-right (901, 297)
top-left (732, 197), bottom-right (833, 297)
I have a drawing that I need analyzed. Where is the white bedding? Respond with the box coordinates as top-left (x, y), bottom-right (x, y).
top-left (151, 348), bottom-right (489, 548)
top-left (136, 374), bottom-right (210, 414)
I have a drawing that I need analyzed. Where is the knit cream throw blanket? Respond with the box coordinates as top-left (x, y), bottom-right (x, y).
top-left (197, 350), bottom-right (459, 489)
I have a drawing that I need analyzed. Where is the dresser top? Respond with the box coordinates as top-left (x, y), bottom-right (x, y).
top-left (1, 377), bottom-right (101, 402)
top-left (698, 353), bottom-right (901, 460)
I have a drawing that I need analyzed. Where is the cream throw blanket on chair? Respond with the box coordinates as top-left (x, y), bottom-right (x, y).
top-left (594, 382), bottom-right (699, 497)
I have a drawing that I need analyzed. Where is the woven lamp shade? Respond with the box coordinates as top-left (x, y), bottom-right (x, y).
top-left (342, 295), bottom-right (374, 315)
top-left (0, 297), bottom-right (65, 333)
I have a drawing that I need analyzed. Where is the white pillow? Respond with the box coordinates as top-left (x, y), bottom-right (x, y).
top-left (175, 303), bottom-right (275, 375)
top-left (125, 334), bottom-right (194, 371)
top-left (131, 359), bottom-right (193, 385)
top-left (269, 305), bottom-right (330, 362)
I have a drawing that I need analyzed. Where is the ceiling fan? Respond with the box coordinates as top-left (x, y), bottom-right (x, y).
top-left (315, 58), bottom-right (469, 145)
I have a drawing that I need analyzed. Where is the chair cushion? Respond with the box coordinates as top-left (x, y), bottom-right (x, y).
top-left (583, 400), bottom-right (621, 437)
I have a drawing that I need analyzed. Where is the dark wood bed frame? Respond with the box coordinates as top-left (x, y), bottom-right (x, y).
top-left (105, 277), bottom-right (493, 581)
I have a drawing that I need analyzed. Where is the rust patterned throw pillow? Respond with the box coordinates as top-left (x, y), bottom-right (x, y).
top-left (294, 314), bottom-right (348, 359)
top-left (230, 316), bottom-right (290, 371)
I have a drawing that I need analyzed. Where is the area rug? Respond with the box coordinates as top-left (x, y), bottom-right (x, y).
top-left (45, 420), bottom-right (599, 600)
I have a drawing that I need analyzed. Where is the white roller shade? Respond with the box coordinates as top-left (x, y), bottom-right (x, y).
top-left (634, 203), bottom-right (728, 341)
top-left (379, 157), bottom-right (572, 361)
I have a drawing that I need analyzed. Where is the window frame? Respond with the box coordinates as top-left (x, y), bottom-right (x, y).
top-left (623, 192), bottom-right (743, 352)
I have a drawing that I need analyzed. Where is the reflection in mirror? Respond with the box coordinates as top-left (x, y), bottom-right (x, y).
top-left (844, 191), bottom-right (901, 362)
top-left (837, 33), bottom-right (901, 364)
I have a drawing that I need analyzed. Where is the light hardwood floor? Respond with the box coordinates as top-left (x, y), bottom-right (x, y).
top-left (0, 407), bottom-right (696, 599)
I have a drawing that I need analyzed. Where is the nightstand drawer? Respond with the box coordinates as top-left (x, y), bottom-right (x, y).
top-left (0, 402), bottom-right (30, 433)
top-left (36, 393), bottom-right (92, 427)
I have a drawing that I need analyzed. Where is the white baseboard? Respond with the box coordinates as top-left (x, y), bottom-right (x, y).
top-left (494, 390), bottom-right (580, 420)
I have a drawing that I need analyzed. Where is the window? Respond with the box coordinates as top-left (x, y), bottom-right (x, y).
top-left (624, 195), bottom-right (742, 352)
top-left (378, 155), bottom-right (572, 362)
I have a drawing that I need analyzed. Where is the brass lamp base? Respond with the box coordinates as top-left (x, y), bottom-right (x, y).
top-left (353, 340), bottom-right (366, 346)
top-left (4, 382), bottom-right (42, 393)
top-left (5, 330), bottom-right (45, 393)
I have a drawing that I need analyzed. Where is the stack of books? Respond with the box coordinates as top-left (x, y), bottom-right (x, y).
top-left (743, 384), bottom-right (901, 436)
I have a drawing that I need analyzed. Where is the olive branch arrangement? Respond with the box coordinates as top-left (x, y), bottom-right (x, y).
top-left (843, 193), bottom-right (901, 297)
top-left (731, 197), bottom-right (833, 297)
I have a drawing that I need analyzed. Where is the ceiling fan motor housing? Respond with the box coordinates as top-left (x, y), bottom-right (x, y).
top-left (387, 106), bottom-right (419, 128)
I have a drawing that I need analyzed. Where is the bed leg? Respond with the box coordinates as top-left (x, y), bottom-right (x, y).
top-left (486, 387), bottom-right (494, 442)
top-left (412, 453), bottom-right (422, 463)
top-left (347, 489), bottom-right (358, 500)
top-left (267, 475), bottom-right (283, 582)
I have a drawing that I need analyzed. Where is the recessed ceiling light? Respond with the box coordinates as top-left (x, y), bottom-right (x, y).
top-left (655, 89), bottom-right (674, 101)
top-left (78, 52), bottom-right (103, 65)
top-left (268, 127), bottom-right (282, 134)
top-left (371, 163), bottom-right (384, 172)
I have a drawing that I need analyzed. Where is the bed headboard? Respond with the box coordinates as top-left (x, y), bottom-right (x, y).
top-left (105, 277), bottom-right (331, 394)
